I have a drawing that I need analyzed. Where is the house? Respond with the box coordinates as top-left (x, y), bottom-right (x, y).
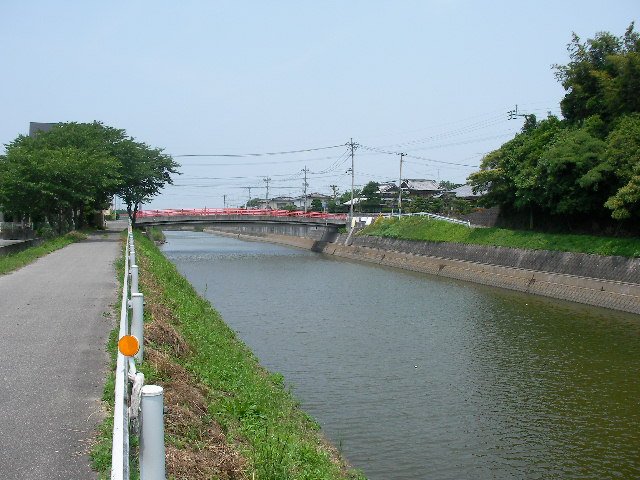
top-left (293, 193), bottom-right (332, 210)
top-left (401, 179), bottom-right (443, 197)
top-left (256, 196), bottom-right (295, 209)
top-left (377, 182), bottom-right (399, 202)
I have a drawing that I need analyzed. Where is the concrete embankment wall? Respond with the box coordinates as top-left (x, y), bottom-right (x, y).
top-left (202, 227), bottom-right (640, 315)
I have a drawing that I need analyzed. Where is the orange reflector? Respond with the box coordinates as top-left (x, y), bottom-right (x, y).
top-left (118, 335), bottom-right (140, 357)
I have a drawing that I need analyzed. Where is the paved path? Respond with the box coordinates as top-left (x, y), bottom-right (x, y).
top-left (0, 221), bottom-right (126, 479)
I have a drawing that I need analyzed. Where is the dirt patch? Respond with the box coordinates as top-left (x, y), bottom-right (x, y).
top-left (145, 312), bottom-right (192, 358)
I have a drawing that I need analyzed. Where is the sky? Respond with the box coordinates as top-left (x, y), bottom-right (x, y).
top-left (1, 1), bottom-right (637, 209)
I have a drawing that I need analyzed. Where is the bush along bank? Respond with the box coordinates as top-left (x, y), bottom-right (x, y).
top-left (94, 231), bottom-right (365, 480)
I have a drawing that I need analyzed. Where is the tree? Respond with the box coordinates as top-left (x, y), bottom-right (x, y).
top-left (0, 146), bottom-right (120, 233)
top-left (438, 180), bottom-right (462, 191)
top-left (0, 121), bottom-right (178, 232)
top-left (536, 129), bottom-right (606, 215)
top-left (603, 114), bottom-right (640, 219)
top-left (467, 25), bottom-right (640, 231)
top-left (554, 23), bottom-right (640, 126)
top-left (310, 198), bottom-right (323, 212)
top-left (359, 181), bottom-right (381, 212)
top-left (114, 138), bottom-right (179, 226)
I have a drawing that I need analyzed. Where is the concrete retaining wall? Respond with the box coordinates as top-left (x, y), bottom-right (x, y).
top-left (338, 234), bottom-right (640, 284)
top-left (202, 227), bottom-right (640, 315)
top-left (0, 239), bottom-right (44, 258)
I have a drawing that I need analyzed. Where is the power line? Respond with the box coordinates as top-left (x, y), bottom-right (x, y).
top-left (172, 144), bottom-right (345, 158)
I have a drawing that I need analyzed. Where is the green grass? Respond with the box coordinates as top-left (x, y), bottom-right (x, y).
top-left (361, 217), bottom-right (640, 258)
top-left (92, 231), bottom-right (364, 479)
top-left (0, 231), bottom-right (88, 274)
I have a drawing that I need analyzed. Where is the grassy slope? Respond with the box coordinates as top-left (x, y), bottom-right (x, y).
top-left (92, 232), bottom-right (364, 480)
top-left (361, 217), bottom-right (640, 258)
top-left (0, 232), bottom-right (88, 274)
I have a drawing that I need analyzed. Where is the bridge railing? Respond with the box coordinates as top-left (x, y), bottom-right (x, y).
top-left (112, 225), bottom-right (166, 479)
top-left (136, 208), bottom-right (347, 220)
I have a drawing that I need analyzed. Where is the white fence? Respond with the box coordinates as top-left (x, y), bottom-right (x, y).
top-left (111, 225), bottom-right (166, 479)
top-left (382, 211), bottom-right (471, 227)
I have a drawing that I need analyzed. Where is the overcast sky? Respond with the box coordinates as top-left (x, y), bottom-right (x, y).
top-left (1, 1), bottom-right (636, 209)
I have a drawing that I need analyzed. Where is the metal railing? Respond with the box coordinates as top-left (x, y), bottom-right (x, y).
top-left (111, 225), bottom-right (166, 479)
top-left (136, 208), bottom-right (347, 220)
top-left (383, 211), bottom-right (472, 227)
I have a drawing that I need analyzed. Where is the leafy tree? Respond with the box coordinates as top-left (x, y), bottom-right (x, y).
top-left (554, 22), bottom-right (640, 126)
top-left (406, 196), bottom-right (443, 214)
top-left (536, 129), bottom-right (606, 215)
top-left (359, 181), bottom-right (381, 212)
top-left (467, 25), bottom-right (640, 231)
top-left (438, 180), bottom-right (462, 191)
top-left (326, 200), bottom-right (341, 213)
top-left (310, 198), bottom-right (323, 212)
top-left (246, 198), bottom-right (261, 208)
top-left (0, 146), bottom-right (120, 233)
top-left (113, 138), bottom-right (179, 226)
top-left (603, 114), bottom-right (640, 219)
top-left (0, 121), bottom-right (178, 231)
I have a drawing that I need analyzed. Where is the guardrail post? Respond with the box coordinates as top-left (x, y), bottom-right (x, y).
top-left (130, 246), bottom-right (136, 266)
top-left (131, 264), bottom-right (139, 294)
top-left (131, 293), bottom-right (144, 362)
top-left (140, 385), bottom-right (166, 480)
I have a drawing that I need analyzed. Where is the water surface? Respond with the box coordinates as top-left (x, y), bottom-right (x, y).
top-left (162, 231), bottom-right (640, 479)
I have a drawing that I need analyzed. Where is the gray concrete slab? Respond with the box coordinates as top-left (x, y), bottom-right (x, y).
top-left (0, 221), bottom-right (126, 479)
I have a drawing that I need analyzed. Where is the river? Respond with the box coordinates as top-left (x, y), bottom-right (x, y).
top-left (161, 230), bottom-right (640, 479)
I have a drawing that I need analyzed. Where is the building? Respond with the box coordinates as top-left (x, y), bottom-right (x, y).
top-left (29, 122), bottom-right (56, 138)
top-left (401, 179), bottom-right (443, 197)
top-left (436, 184), bottom-right (486, 201)
top-left (377, 182), bottom-right (399, 203)
top-left (293, 193), bottom-right (332, 210)
top-left (255, 196), bottom-right (295, 209)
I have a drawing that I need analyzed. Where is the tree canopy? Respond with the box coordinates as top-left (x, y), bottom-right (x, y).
top-left (469, 23), bottom-right (640, 232)
top-left (0, 121), bottom-right (179, 232)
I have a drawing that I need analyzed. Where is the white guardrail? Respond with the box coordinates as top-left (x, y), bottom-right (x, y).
top-left (382, 211), bottom-right (472, 227)
top-left (111, 225), bottom-right (166, 479)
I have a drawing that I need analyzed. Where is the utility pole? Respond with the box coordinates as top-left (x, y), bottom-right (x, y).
top-left (223, 194), bottom-right (227, 209)
top-left (302, 166), bottom-right (309, 213)
top-left (263, 177), bottom-right (271, 209)
top-left (241, 186), bottom-right (253, 208)
top-left (347, 138), bottom-right (358, 230)
top-left (398, 152), bottom-right (405, 217)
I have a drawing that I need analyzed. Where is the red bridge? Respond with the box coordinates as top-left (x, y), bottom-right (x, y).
top-left (136, 208), bottom-right (346, 220)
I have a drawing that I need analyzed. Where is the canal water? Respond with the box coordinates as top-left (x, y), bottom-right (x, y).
top-left (161, 230), bottom-right (640, 479)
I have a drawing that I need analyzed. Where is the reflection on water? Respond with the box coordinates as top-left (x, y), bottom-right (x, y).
top-left (162, 231), bottom-right (640, 479)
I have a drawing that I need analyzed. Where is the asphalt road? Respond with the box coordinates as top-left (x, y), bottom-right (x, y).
top-left (0, 222), bottom-right (126, 479)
